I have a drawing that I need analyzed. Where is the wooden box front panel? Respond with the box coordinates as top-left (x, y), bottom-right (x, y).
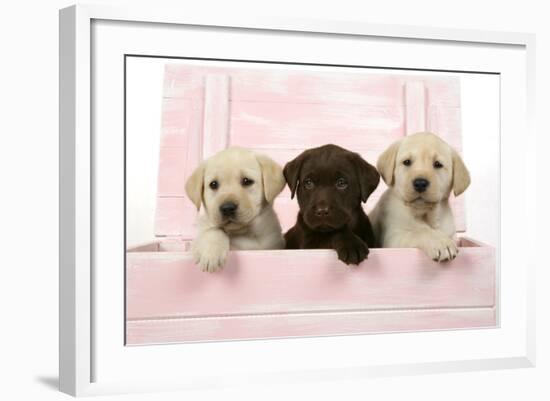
top-left (126, 239), bottom-right (495, 344)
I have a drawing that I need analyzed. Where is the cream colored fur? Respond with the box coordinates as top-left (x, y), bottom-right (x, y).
top-left (185, 147), bottom-right (286, 272)
top-left (369, 132), bottom-right (470, 262)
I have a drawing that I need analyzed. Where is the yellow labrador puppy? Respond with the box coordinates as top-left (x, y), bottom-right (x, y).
top-left (369, 132), bottom-right (470, 262)
top-left (185, 147), bottom-right (286, 272)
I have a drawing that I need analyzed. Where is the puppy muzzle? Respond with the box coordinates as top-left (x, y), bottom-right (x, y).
top-left (304, 204), bottom-right (349, 232)
top-left (412, 177), bottom-right (430, 193)
top-left (219, 201), bottom-right (238, 218)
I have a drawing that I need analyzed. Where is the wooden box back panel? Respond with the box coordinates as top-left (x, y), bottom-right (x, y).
top-left (155, 65), bottom-right (465, 239)
top-left (126, 64), bottom-right (496, 345)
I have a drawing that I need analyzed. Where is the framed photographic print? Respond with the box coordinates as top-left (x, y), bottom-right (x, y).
top-left (59, 4), bottom-right (536, 396)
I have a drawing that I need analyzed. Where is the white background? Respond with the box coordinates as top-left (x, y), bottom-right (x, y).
top-left (126, 58), bottom-right (499, 248)
top-left (0, 1), bottom-right (547, 401)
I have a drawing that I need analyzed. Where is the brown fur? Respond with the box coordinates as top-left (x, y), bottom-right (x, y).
top-left (283, 144), bottom-right (380, 265)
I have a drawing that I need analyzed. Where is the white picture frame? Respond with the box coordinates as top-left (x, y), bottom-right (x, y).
top-left (59, 4), bottom-right (536, 396)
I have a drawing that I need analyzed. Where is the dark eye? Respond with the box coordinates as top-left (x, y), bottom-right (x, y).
top-left (242, 177), bottom-right (254, 186)
top-left (303, 178), bottom-right (314, 189)
top-left (403, 159), bottom-right (412, 166)
top-left (209, 180), bottom-right (219, 190)
top-left (336, 177), bottom-right (348, 189)
top-left (433, 161), bottom-right (444, 169)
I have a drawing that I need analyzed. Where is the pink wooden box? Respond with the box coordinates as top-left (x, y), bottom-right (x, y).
top-left (126, 64), bottom-right (496, 345)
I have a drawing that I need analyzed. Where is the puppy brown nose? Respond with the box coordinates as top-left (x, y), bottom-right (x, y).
top-left (413, 178), bottom-right (430, 193)
top-left (220, 202), bottom-right (238, 217)
top-left (314, 205), bottom-right (330, 217)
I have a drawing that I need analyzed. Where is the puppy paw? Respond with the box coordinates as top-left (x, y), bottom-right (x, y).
top-left (192, 241), bottom-right (229, 273)
top-left (422, 236), bottom-right (458, 262)
top-left (335, 235), bottom-right (369, 265)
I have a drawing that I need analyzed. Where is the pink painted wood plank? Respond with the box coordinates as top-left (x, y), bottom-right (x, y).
top-left (405, 81), bottom-right (426, 134)
top-left (160, 97), bottom-right (204, 148)
top-left (202, 75), bottom-right (230, 158)
top-left (230, 102), bottom-right (404, 150)
top-left (162, 65), bottom-right (205, 99)
top-left (127, 239), bottom-right (192, 253)
top-left (155, 64), bottom-right (466, 237)
top-left (272, 198), bottom-right (299, 232)
top-left (152, 236), bottom-right (461, 253)
top-left (450, 196), bottom-right (466, 232)
top-left (126, 245), bottom-right (495, 320)
top-left (154, 74), bottom-right (204, 236)
top-left (164, 65), bottom-right (461, 107)
top-left (459, 236), bottom-right (489, 247)
top-left (427, 106), bottom-right (463, 151)
top-left (154, 197), bottom-right (198, 238)
top-left (126, 307), bottom-right (496, 345)
top-left (157, 147), bottom-right (188, 197)
top-left (158, 239), bottom-right (192, 252)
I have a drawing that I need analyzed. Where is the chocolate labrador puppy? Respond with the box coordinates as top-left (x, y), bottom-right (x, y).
top-left (284, 144), bottom-right (380, 265)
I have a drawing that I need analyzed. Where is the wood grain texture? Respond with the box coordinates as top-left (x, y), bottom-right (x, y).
top-left (159, 97), bottom-right (204, 148)
top-left (405, 81), bottom-right (427, 134)
top-left (125, 236), bottom-right (495, 343)
top-left (154, 65), bottom-right (465, 238)
top-left (126, 243), bottom-right (495, 320)
top-left (163, 65), bottom-right (461, 107)
top-left (202, 74), bottom-right (230, 159)
top-left (427, 106), bottom-right (463, 151)
top-left (230, 102), bottom-right (405, 150)
top-left (156, 147), bottom-right (188, 197)
top-left (154, 197), bottom-right (198, 237)
top-left (154, 77), bottom-right (204, 235)
top-left (126, 307), bottom-right (496, 345)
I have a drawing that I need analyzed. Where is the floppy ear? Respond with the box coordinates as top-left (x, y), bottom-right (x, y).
top-left (377, 140), bottom-right (401, 186)
top-left (283, 150), bottom-right (309, 199)
top-left (184, 163), bottom-right (205, 210)
top-left (256, 154), bottom-right (286, 203)
top-left (350, 153), bottom-right (380, 203)
top-left (452, 149), bottom-right (471, 196)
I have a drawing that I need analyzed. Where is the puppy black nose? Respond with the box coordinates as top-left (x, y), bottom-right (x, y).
top-left (219, 202), bottom-right (238, 217)
top-left (314, 205), bottom-right (330, 217)
top-left (413, 178), bottom-right (430, 193)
